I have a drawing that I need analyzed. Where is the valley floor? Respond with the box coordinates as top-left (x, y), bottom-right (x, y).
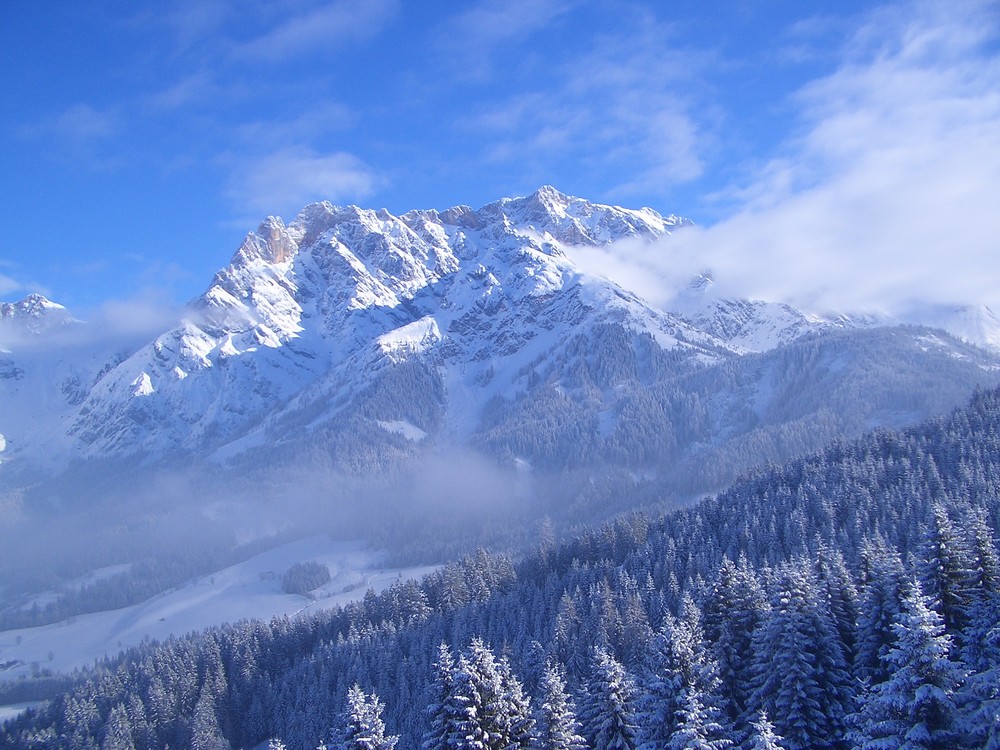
top-left (0, 536), bottom-right (437, 697)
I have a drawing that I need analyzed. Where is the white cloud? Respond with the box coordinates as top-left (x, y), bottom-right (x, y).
top-left (226, 147), bottom-right (381, 218)
top-left (439, 0), bottom-right (571, 79)
top-left (52, 104), bottom-right (118, 142)
top-left (145, 72), bottom-right (219, 111)
top-left (232, 103), bottom-right (356, 150)
top-left (88, 296), bottom-right (182, 338)
top-left (20, 104), bottom-right (119, 163)
top-left (576, 1), bottom-right (1000, 316)
top-left (234, 0), bottom-right (398, 62)
top-left (465, 11), bottom-right (710, 196)
top-left (156, 0), bottom-right (232, 48)
top-left (0, 274), bottom-right (23, 298)
top-left (0, 293), bottom-right (182, 354)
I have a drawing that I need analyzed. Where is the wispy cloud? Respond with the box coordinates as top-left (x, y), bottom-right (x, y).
top-left (438, 0), bottom-right (572, 79)
top-left (145, 72), bottom-right (220, 111)
top-left (576, 1), bottom-right (1000, 315)
top-left (85, 294), bottom-right (185, 343)
top-left (20, 104), bottom-right (120, 165)
top-left (234, 0), bottom-right (399, 62)
top-left (154, 0), bottom-right (233, 50)
top-left (225, 147), bottom-right (381, 219)
top-left (231, 103), bottom-right (356, 150)
top-left (0, 274), bottom-right (24, 298)
top-left (465, 11), bottom-right (710, 197)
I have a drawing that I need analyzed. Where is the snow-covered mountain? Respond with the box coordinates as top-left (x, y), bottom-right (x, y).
top-left (3, 188), bottom-right (702, 467)
top-left (668, 273), bottom-right (870, 353)
top-left (0, 293), bottom-right (78, 349)
top-left (1, 187), bottom-right (999, 483)
top-left (4, 186), bottom-right (1000, 636)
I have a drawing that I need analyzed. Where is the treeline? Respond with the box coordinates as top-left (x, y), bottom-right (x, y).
top-left (5, 385), bottom-right (1000, 747)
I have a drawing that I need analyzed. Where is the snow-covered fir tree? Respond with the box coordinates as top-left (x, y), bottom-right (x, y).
top-left (746, 711), bottom-right (784, 750)
top-left (748, 560), bottom-right (854, 750)
top-left (666, 689), bottom-right (733, 750)
top-left (962, 590), bottom-right (1000, 749)
top-left (533, 661), bottom-right (586, 750)
top-left (446, 638), bottom-right (535, 749)
top-left (849, 585), bottom-right (966, 750)
top-left (100, 704), bottom-right (136, 750)
top-left (326, 684), bottom-right (398, 750)
top-left (702, 556), bottom-right (768, 727)
top-left (918, 503), bottom-right (979, 635)
top-left (423, 643), bottom-right (460, 750)
top-left (581, 646), bottom-right (639, 750)
top-left (638, 596), bottom-right (729, 749)
top-left (854, 539), bottom-right (910, 686)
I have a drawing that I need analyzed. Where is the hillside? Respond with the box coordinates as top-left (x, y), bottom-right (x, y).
top-left (2, 188), bottom-right (999, 636)
top-left (5, 382), bottom-right (1000, 748)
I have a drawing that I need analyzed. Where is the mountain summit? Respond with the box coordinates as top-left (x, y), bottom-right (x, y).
top-left (1, 188), bottom-right (997, 494)
top-left (0, 293), bottom-right (76, 343)
top-left (63, 187), bottom-right (701, 461)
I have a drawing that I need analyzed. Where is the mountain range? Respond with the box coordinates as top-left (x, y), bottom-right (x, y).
top-left (2, 185), bottom-right (1000, 655)
top-left (2, 186), bottom-right (998, 487)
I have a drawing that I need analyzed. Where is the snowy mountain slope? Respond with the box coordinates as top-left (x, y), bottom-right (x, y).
top-left (669, 273), bottom-right (870, 354)
top-left (0, 295), bottom-right (128, 472)
top-left (669, 273), bottom-right (1000, 355)
top-left (3, 187), bottom-right (1000, 634)
top-left (899, 302), bottom-right (1000, 352)
top-left (1, 186), bottom-right (999, 484)
top-left (48, 188), bottom-right (717, 465)
top-left (0, 294), bottom-right (77, 345)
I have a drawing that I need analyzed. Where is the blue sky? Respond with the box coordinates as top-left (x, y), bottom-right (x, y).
top-left (1, 0), bottom-right (999, 322)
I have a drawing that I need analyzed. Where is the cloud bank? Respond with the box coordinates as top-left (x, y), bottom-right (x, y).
top-left (574, 1), bottom-right (1000, 316)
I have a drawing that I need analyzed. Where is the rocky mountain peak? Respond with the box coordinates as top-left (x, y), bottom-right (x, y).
top-left (1, 293), bottom-right (64, 318)
top-left (0, 294), bottom-right (77, 340)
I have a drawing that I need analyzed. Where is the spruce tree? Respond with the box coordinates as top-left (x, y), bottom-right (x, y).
top-left (638, 598), bottom-right (729, 749)
top-left (918, 503), bottom-right (978, 635)
top-left (424, 643), bottom-right (460, 750)
top-left (849, 585), bottom-right (966, 750)
top-left (963, 590), bottom-right (1000, 749)
top-left (101, 703), bottom-right (137, 750)
top-left (854, 541), bottom-right (909, 686)
top-left (748, 561), bottom-right (853, 750)
top-left (450, 638), bottom-right (535, 749)
top-left (534, 661), bottom-right (587, 750)
top-left (666, 690), bottom-right (733, 750)
top-left (746, 711), bottom-right (785, 750)
top-left (581, 646), bottom-right (638, 750)
top-left (330, 684), bottom-right (398, 750)
top-left (190, 684), bottom-right (229, 750)
top-left (703, 557), bottom-right (768, 726)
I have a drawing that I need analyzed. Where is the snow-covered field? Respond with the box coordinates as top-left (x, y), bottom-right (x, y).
top-left (0, 536), bottom-right (437, 683)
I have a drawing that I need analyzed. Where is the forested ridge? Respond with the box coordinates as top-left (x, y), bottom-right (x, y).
top-left (5, 386), bottom-right (1000, 749)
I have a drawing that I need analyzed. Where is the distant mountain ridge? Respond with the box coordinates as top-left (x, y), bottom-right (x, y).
top-left (0, 293), bottom-right (77, 345)
top-left (1, 187), bottom-right (998, 493)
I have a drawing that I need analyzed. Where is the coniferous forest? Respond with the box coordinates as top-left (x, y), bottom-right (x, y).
top-left (5, 385), bottom-right (1000, 749)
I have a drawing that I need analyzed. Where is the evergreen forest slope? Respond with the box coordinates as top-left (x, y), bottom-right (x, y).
top-left (5, 385), bottom-right (1000, 748)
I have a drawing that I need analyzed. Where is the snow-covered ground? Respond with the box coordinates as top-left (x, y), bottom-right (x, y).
top-left (0, 702), bottom-right (41, 724)
top-left (0, 536), bottom-right (438, 683)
